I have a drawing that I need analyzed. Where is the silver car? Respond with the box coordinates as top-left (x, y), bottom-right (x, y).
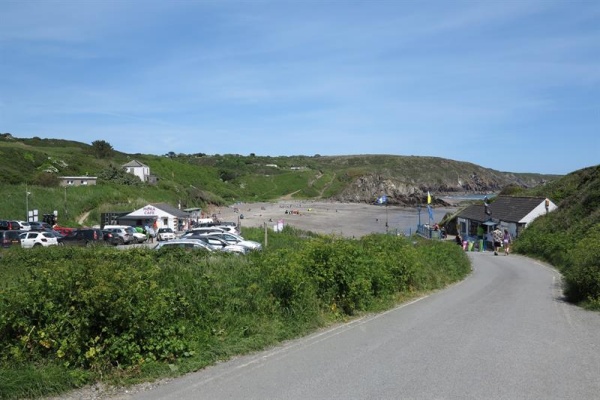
top-left (153, 238), bottom-right (213, 251)
top-left (200, 232), bottom-right (262, 251)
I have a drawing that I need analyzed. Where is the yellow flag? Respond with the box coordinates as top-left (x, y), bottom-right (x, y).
top-left (427, 191), bottom-right (432, 204)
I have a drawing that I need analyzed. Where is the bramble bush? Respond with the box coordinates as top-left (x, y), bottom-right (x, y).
top-left (1, 247), bottom-right (193, 371)
top-left (563, 225), bottom-right (600, 307)
top-left (0, 232), bottom-right (470, 398)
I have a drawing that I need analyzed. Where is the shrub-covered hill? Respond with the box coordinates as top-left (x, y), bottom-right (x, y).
top-left (0, 133), bottom-right (557, 206)
top-left (514, 165), bottom-right (600, 309)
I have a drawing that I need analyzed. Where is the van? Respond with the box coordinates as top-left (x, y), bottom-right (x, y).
top-left (0, 230), bottom-right (24, 248)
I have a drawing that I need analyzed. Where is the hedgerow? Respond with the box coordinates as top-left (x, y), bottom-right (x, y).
top-left (0, 233), bottom-right (470, 398)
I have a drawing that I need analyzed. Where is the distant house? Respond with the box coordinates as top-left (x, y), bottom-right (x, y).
top-left (59, 176), bottom-right (97, 186)
top-left (122, 160), bottom-right (157, 183)
top-left (117, 203), bottom-right (191, 232)
top-left (456, 196), bottom-right (558, 240)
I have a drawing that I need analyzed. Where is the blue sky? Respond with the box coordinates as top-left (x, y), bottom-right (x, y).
top-left (1, 0), bottom-right (598, 175)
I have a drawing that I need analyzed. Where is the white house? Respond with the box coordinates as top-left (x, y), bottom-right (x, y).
top-left (119, 203), bottom-right (191, 232)
top-left (456, 196), bottom-right (558, 240)
top-left (122, 160), bottom-right (151, 182)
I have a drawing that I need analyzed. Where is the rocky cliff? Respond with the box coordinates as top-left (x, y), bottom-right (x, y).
top-left (332, 171), bottom-right (549, 206)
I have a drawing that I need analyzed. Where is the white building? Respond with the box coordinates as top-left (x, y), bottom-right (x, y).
top-left (59, 176), bottom-right (97, 186)
top-left (120, 203), bottom-right (191, 232)
top-left (456, 196), bottom-right (558, 239)
top-left (122, 160), bottom-right (151, 182)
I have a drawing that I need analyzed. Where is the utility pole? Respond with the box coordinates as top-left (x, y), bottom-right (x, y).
top-left (25, 185), bottom-right (31, 221)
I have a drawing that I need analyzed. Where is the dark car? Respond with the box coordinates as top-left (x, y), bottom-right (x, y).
top-left (0, 230), bottom-right (24, 248)
top-left (0, 220), bottom-right (21, 230)
top-left (29, 221), bottom-right (53, 231)
top-left (102, 230), bottom-right (121, 246)
top-left (61, 229), bottom-right (105, 247)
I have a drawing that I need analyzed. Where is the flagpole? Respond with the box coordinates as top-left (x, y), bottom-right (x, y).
top-left (385, 202), bottom-right (388, 233)
top-left (427, 191), bottom-right (432, 226)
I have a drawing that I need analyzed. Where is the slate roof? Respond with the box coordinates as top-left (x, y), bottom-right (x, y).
top-left (122, 160), bottom-right (148, 168)
top-left (151, 203), bottom-right (190, 218)
top-left (457, 196), bottom-right (547, 223)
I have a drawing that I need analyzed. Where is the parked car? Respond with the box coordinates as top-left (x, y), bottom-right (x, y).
top-left (200, 232), bottom-right (262, 251)
top-left (186, 227), bottom-right (227, 235)
top-left (213, 224), bottom-right (240, 235)
top-left (130, 227), bottom-right (147, 243)
top-left (53, 226), bottom-right (74, 236)
top-left (20, 231), bottom-right (59, 248)
top-left (61, 229), bottom-right (105, 247)
top-left (29, 221), bottom-right (53, 231)
top-left (46, 230), bottom-right (65, 245)
top-left (102, 230), bottom-right (120, 246)
top-left (104, 227), bottom-right (133, 245)
top-left (0, 220), bottom-right (21, 230)
top-left (181, 234), bottom-right (248, 254)
top-left (1, 230), bottom-right (25, 248)
top-left (17, 221), bottom-right (32, 231)
top-left (153, 238), bottom-right (214, 251)
top-left (156, 227), bottom-right (175, 241)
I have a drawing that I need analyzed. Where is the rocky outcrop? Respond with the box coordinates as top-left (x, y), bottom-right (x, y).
top-left (332, 171), bottom-right (543, 206)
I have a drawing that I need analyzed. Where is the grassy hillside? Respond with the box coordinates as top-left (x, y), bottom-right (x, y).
top-left (0, 134), bottom-right (560, 226)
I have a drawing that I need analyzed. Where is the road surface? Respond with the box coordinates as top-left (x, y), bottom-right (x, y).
top-left (120, 252), bottom-right (600, 400)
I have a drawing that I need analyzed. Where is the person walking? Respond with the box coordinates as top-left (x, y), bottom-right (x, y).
top-left (492, 226), bottom-right (504, 256)
top-left (503, 229), bottom-right (512, 255)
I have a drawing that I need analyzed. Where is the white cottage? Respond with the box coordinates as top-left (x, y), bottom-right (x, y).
top-left (456, 196), bottom-right (558, 240)
top-left (120, 203), bottom-right (191, 232)
top-left (122, 160), bottom-right (151, 182)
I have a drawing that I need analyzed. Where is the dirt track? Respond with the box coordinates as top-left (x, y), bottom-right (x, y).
top-left (213, 201), bottom-right (459, 238)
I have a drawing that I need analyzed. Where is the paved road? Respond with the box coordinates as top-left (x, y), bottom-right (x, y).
top-left (126, 253), bottom-right (600, 400)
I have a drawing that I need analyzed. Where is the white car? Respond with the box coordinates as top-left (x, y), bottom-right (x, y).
top-left (128, 227), bottom-right (147, 243)
top-left (201, 232), bottom-right (262, 251)
top-left (17, 221), bottom-right (32, 231)
top-left (156, 227), bottom-right (176, 241)
top-left (153, 238), bottom-right (213, 251)
top-left (20, 231), bottom-right (59, 248)
top-left (181, 235), bottom-right (248, 254)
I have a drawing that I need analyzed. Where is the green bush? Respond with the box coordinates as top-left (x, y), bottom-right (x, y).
top-left (563, 226), bottom-right (600, 308)
top-left (0, 231), bottom-right (471, 399)
top-left (1, 248), bottom-right (192, 370)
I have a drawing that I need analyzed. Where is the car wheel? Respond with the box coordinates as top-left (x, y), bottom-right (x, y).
top-left (34, 243), bottom-right (41, 247)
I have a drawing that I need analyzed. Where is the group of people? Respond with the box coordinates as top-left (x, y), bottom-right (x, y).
top-left (455, 225), bottom-right (512, 256)
top-left (492, 226), bottom-right (512, 256)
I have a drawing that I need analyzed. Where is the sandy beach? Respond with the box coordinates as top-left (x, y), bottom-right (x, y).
top-left (212, 201), bottom-right (460, 238)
